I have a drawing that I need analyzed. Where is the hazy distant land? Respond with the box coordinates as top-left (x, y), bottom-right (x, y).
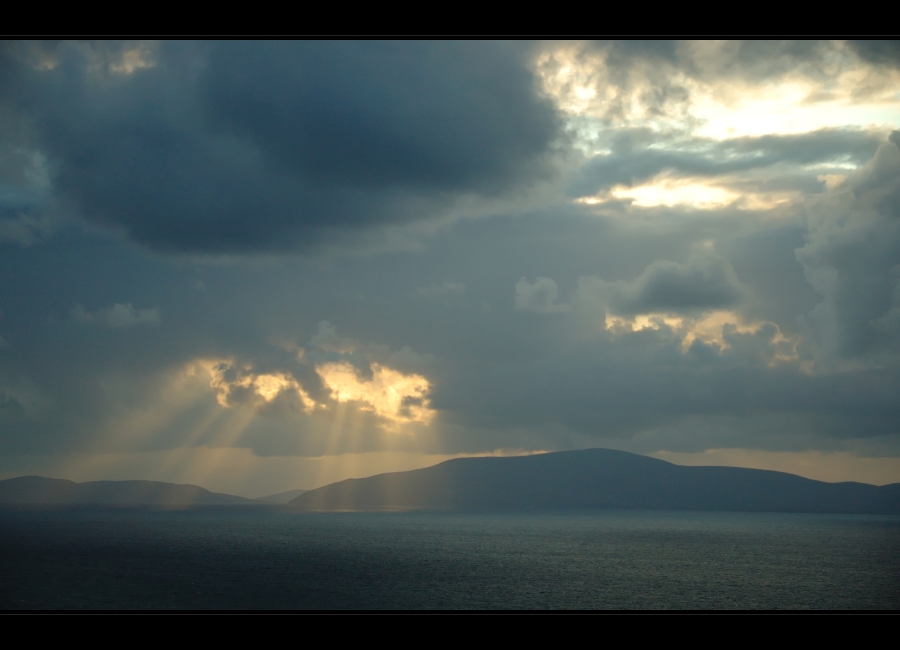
top-left (2, 449), bottom-right (898, 513)
top-left (288, 449), bottom-right (900, 514)
top-left (0, 476), bottom-right (314, 506)
top-left (0, 476), bottom-right (254, 506)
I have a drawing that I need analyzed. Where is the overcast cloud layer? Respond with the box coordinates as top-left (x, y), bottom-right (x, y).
top-left (1, 40), bottom-right (899, 496)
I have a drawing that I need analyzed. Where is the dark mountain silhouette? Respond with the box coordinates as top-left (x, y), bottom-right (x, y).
top-left (255, 488), bottom-right (308, 504)
top-left (288, 449), bottom-right (900, 514)
top-left (0, 476), bottom-right (253, 505)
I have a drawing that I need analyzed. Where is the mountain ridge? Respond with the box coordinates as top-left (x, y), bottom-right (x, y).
top-left (0, 475), bottom-right (254, 505)
top-left (287, 448), bottom-right (900, 514)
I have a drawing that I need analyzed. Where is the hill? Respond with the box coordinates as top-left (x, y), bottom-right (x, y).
top-left (288, 449), bottom-right (900, 514)
top-left (0, 476), bottom-right (253, 505)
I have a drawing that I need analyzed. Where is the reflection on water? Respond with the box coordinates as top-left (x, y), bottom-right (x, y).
top-left (1, 508), bottom-right (897, 609)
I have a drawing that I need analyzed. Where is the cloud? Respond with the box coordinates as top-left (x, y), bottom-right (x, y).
top-left (316, 361), bottom-right (433, 429)
top-left (3, 41), bottom-right (900, 495)
top-left (543, 41), bottom-right (898, 119)
top-left (515, 277), bottom-right (570, 313)
top-left (190, 325), bottom-right (438, 439)
top-left (847, 40), bottom-right (900, 68)
top-left (306, 320), bottom-right (352, 354)
top-left (584, 40), bottom-right (837, 83)
top-left (579, 254), bottom-right (747, 317)
top-left (72, 303), bottom-right (160, 328)
top-left (795, 132), bottom-right (900, 361)
top-left (0, 143), bottom-right (55, 246)
top-left (197, 359), bottom-right (315, 411)
top-left (2, 41), bottom-right (561, 254)
top-left (567, 128), bottom-right (883, 202)
top-left (184, 320), bottom-right (441, 434)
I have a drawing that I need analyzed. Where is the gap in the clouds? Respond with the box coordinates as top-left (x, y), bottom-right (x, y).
top-left (534, 40), bottom-right (896, 216)
top-left (535, 41), bottom-right (900, 142)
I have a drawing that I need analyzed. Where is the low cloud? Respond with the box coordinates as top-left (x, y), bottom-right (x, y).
top-left (579, 254), bottom-right (747, 317)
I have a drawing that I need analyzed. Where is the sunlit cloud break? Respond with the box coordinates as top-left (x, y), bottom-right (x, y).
top-left (317, 361), bottom-right (434, 429)
top-left (197, 360), bottom-right (316, 412)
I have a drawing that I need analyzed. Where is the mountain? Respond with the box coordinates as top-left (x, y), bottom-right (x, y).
top-left (0, 476), bottom-right (253, 505)
top-left (287, 448), bottom-right (900, 514)
top-left (255, 488), bottom-right (308, 504)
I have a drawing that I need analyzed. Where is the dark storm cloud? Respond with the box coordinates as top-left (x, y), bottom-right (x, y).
top-left (846, 40), bottom-right (900, 68)
top-left (202, 42), bottom-right (556, 193)
top-left (568, 128), bottom-right (882, 198)
top-left (1, 41), bottom-right (561, 253)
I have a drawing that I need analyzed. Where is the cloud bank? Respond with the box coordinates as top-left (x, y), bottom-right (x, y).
top-left (1, 40), bottom-right (899, 494)
top-left (1, 41), bottom-right (561, 253)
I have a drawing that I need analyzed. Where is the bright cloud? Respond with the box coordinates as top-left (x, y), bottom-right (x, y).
top-left (196, 360), bottom-right (316, 412)
top-left (316, 361), bottom-right (434, 429)
top-left (536, 41), bottom-right (900, 142)
top-left (604, 309), bottom-right (798, 363)
top-left (691, 72), bottom-right (900, 140)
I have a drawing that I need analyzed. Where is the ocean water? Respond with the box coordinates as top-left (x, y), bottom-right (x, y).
top-left (1, 508), bottom-right (897, 610)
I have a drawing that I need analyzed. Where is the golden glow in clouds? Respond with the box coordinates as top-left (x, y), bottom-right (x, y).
top-left (576, 175), bottom-right (805, 211)
top-left (605, 309), bottom-right (798, 363)
top-left (188, 355), bottom-right (435, 431)
top-left (196, 360), bottom-right (316, 412)
top-left (536, 42), bottom-right (900, 137)
top-left (316, 361), bottom-right (434, 428)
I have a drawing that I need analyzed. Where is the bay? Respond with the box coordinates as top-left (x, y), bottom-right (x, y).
top-left (1, 508), bottom-right (897, 610)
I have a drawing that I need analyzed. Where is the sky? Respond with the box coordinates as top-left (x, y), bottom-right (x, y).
top-left (1, 40), bottom-right (899, 497)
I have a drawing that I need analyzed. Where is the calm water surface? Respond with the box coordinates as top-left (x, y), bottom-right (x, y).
top-left (1, 508), bottom-right (897, 609)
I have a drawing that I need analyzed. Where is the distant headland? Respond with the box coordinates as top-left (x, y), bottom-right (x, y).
top-left (3, 449), bottom-right (898, 514)
top-left (287, 449), bottom-right (900, 514)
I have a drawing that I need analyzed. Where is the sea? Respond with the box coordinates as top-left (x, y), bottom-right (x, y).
top-left (1, 508), bottom-right (898, 610)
